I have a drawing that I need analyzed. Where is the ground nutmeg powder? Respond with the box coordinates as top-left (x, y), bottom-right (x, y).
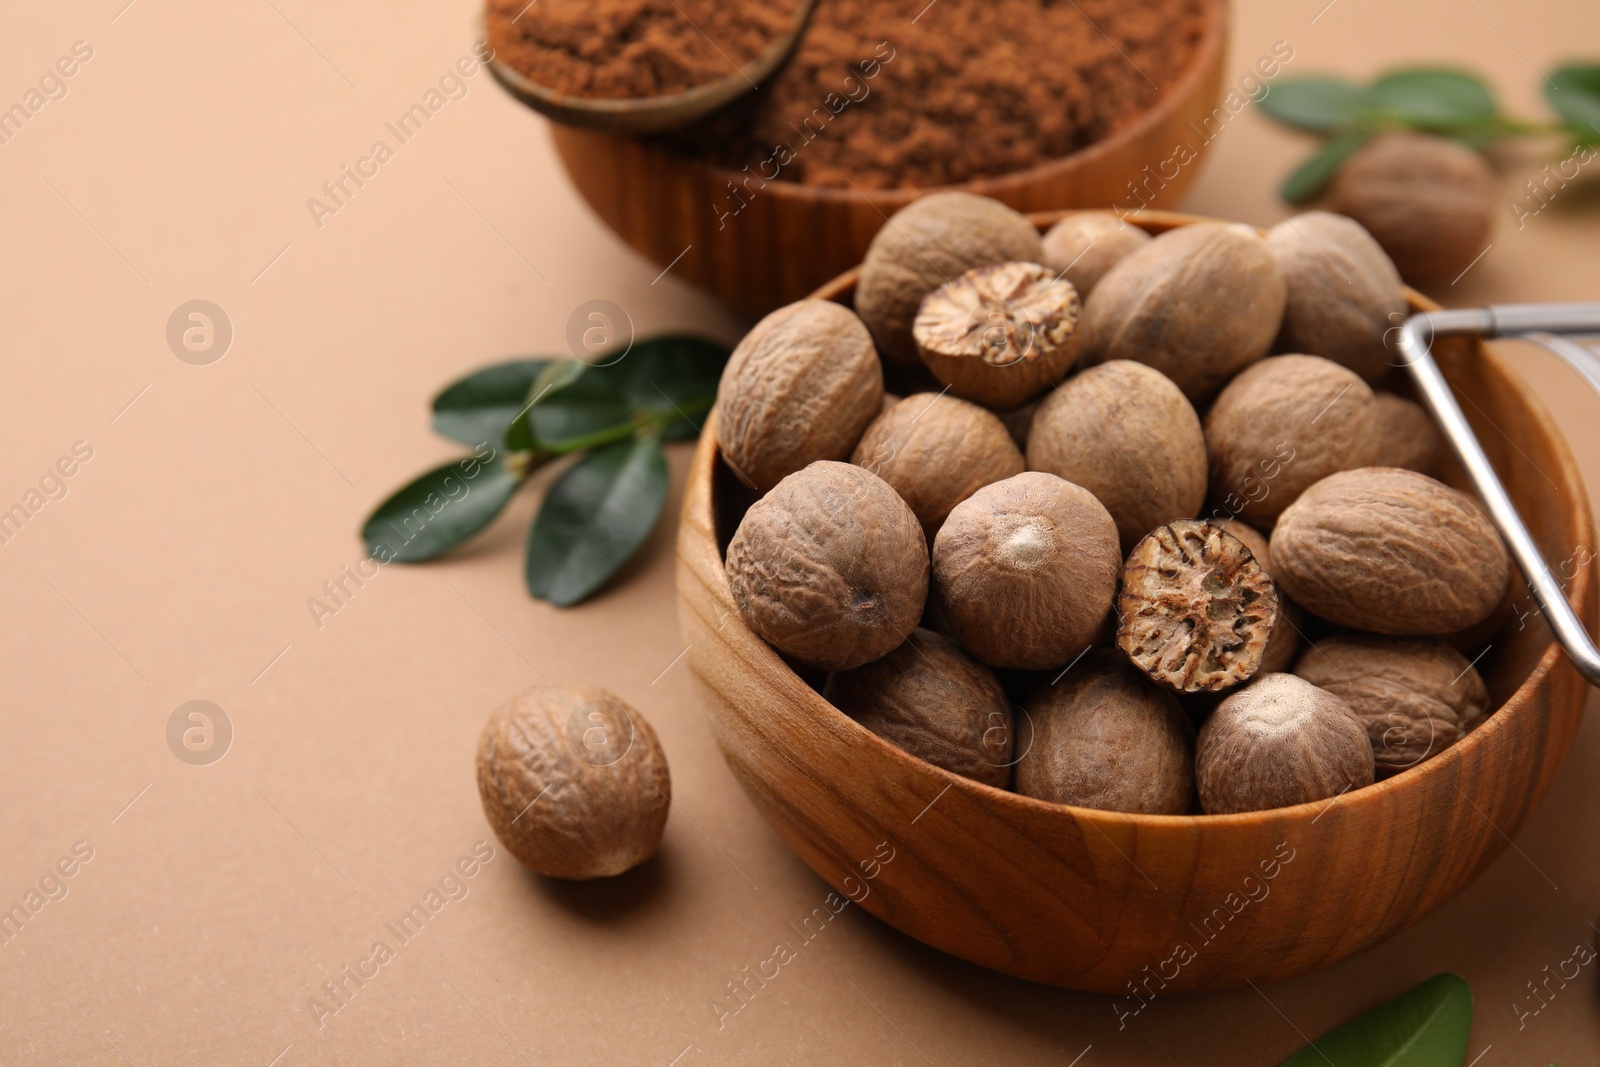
top-left (488, 0), bottom-right (1208, 189)
top-left (485, 0), bottom-right (801, 100)
top-left (667, 0), bottom-right (1209, 188)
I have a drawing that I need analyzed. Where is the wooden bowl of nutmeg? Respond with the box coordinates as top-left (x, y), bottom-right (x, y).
top-left (674, 201), bottom-right (1598, 993)
top-left (491, 0), bottom-right (1230, 317)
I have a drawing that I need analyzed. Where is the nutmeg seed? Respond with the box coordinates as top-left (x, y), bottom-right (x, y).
top-left (1372, 392), bottom-right (1442, 473)
top-left (1028, 359), bottom-right (1206, 553)
top-left (726, 461), bottom-right (929, 671)
top-left (716, 299), bottom-right (884, 491)
top-left (852, 392), bottom-right (1025, 539)
top-left (1327, 132), bottom-right (1496, 283)
top-left (1270, 467), bottom-right (1510, 635)
top-left (1014, 650), bottom-right (1193, 814)
top-left (856, 192), bottom-right (1043, 365)
top-left (1215, 518), bottom-right (1302, 675)
top-left (1039, 212), bottom-right (1152, 300)
top-left (913, 261), bottom-right (1081, 409)
top-left (1195, 673), bottom-right (1375, 814)
top-left (1117, 519), bottom-right (1278, 692)
top-left (1081, 222), bottom-right (1287, 400)
top-left (476, 685), bottom-right (671, 880)
top-left (825, 628), bottom-right (1014, 788)
top-left (933, 472), bottom-right (1120, 670)
top-left (1204, 354), bottom-right (1380, 525)
top-left (1294, 634), bottom-right (1489, 777)
top-left (1267, 211), bottom-right (1407, 382)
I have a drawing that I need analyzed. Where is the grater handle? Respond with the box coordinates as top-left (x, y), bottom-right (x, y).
top-left (1397, 305), bottom-right (1600, 688)
top-left (1487, 302), bottom-right (1600, 336)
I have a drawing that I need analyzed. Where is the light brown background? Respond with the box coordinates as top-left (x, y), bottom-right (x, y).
top-left (2, 0), bottom-right (1599, 1064)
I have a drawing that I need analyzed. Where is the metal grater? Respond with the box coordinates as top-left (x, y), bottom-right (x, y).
top-left (1397, 303), bottom-right (1600, 686)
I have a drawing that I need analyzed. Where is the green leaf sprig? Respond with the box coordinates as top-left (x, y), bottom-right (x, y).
top-left (361, 335), bottom-right (729, 607)
top-left (1259, 63), bottom-right (1600, 203)
top-left (1279, 972), bottom-right (1473, 1066)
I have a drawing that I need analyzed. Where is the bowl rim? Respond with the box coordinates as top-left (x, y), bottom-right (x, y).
top-left (481, 0), bottom-right (819, 135)
top-left (692, 207), bottom-right (1596, 832)
top-left (623, 0), bottom-right (1230, 205)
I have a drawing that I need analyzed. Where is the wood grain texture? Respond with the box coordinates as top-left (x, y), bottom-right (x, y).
top-left (550, 0), bottom-right (1229, 318)
top-left (674, 210), bottom-right (1598, 993)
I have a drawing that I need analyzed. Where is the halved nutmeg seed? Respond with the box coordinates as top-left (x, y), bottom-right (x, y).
top-left (1116, 519), bottom-right (1278, 693)
top-left (912, 261), bottom-right (1081, 409)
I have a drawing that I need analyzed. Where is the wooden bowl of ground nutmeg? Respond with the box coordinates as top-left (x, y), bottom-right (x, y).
top-left (674, 209), bottom-right (1598, 992)
top-left (488, 0), bottom-right (1230, 316)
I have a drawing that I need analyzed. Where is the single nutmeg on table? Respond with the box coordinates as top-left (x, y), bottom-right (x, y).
top-left (726, 461), bottom-right (928, 671)
top-left (1204, 354), bottom-right (1380, 525)
top-left (855, 192), bottom-right (1043, 365)
top-left (476, 685), bottom-right (671, 880)
top-left (1327, 132), bottom-right (1496, 283)
top-left (912, 260), bottom-right (1081, 409)
top-left (1039, 212), bottom-right (1152, 300)
top-left (1196, 673), bottom-right (1376, 814)
top-left (851, 392), bottom-right (1024, 540)
top-left (1116, 519), bottom-right (1278, 692)
top-left (1266, 211), bottom-right (1407, 383)
top-left (1270, 467), bottom-right (1510, 635)
top-left (1014, 651), bottom-right (1194, 815)
top-left (716, 299), bottom-right (884, 491)
top-left (1027, 359), bottom-right (1206, 554)
top-left (1080, 221), bottom-right (1287, 400)
top-left (825, 628), bottom-right (1014, 790)
top-left (932, 471), bottom-right (1120, 671)
top-left (1294, 635), bottom-right (1490, 777)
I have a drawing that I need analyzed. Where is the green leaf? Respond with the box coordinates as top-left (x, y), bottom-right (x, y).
top-left (1446, 113), bottom-right (1548, 148)
top-left (1282, 130), bottom-right (1372, 204)
top-left (362, 449), bottom-right (519, 563)
top-left (1280, 973), bottom-right (1473, 1066)
top-left (525, 437), bottom-right (670, 606)
top-left (611, 335), bottom-right (729, 413)
top-left (524, 337), bottom-right (732, 451)
top-left (1547, 63), bottom-right (1600, 140)
top-left (432, 359), bottom-right (549, 446)
top-left (505, 360), bottom-right (586, 451)
top-left (621, 337), bottom-right (728, 438)
top-left (1259, 77), bottom-right (1368, 133)
top-left (528, 368), bottom-right (637, 453)
top-left (1367, 68), bottom-right (1497, 130)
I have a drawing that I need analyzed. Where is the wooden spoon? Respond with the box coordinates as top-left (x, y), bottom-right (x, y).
top-left (485, 0), bottom-right (817, 135)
